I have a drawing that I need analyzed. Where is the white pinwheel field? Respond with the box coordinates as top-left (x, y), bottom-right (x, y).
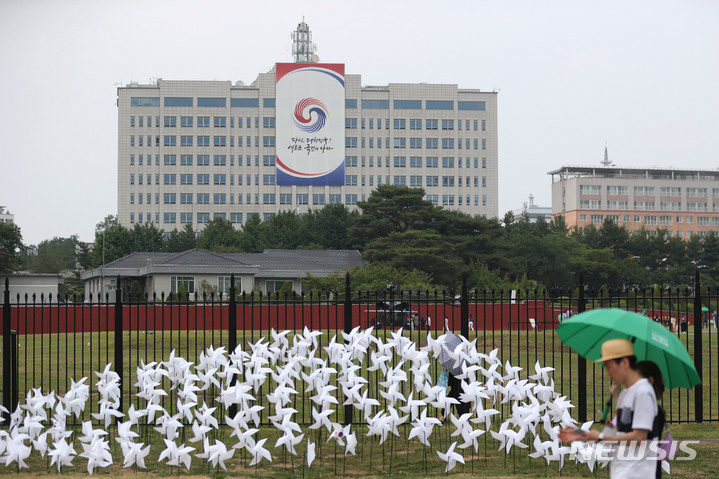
top-left (0, 327), bottom-right (608, 474)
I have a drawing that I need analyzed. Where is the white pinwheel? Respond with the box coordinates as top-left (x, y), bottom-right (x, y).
top-left (306, 439), bottom-right (316, 467)
top-left (437, 441), bottom-right (465, 473)
top-left (205, 438), bottom-right (235, 470)
top-left (158, 438), bottom-right (195, 470)
top-left (121, 441), bottom-right (151, 469)
top-left (2, 428), bottom-right (32, 469)
top-left (47, 437), bottom-right (76, 472)
top-left (248, 437), bottom-right (272, 466)
top-left (407, 408), bottom-right (441, 446)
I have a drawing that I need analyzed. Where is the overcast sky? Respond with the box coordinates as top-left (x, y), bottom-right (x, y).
top-left (1, 0), bottom-right (717, 246)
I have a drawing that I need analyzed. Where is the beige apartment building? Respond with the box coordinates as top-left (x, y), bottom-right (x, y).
top-left (116, 71), bottom-right (498, 233)
top-left (549, 166), bottom-right (719, 238)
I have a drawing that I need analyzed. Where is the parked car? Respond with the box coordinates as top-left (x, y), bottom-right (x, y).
top-left (367, 301), bottom-right (417, 329)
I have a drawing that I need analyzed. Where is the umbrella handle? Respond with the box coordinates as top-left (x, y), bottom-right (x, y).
top-left (599, 401), bottom-right (611, 423)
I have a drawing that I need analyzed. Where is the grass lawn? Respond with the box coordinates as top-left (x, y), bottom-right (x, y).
top-left (0, 421), bottom-right (717, 477)
top-left (2, 327), bottom-right (717, 477)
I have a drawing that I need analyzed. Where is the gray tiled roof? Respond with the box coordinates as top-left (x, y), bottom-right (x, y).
top-left (103, 249), bottom-right (255, 269)
top-left (96, 249), bottom-right (364, 274)
top-left (238, 249), bottom-right (365, 272)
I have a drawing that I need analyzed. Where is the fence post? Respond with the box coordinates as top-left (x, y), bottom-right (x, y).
top-left (693, 270), bottom-right (703, 423)
top-left (114, 275), bottom-right (124, 421)
top-left (228, 275), bottom-right (238, 418)
top-left (10, 331), bottom-right (17, 418)
top-left (2, 277), bottom-right (11, 424)
top-left (344, 272), bottom-right (353, 425)
top-left (577, 272), bottom-right (587, 423)
top-left (460, 273), bottom-right (469, 338)
top-left (228, 274), bottom-right (237, 354)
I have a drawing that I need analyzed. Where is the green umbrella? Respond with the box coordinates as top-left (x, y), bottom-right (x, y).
top-left (557, 308), bottom-right (701, 389)
top-left (701, 306), bottom-right (709, 312)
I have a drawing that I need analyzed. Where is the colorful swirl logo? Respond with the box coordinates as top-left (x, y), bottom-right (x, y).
top-left (293, 98), bottom-right (328, 133)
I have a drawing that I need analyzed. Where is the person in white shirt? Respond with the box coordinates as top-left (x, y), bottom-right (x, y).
top-left (559, 339), bottom-right (658, 479)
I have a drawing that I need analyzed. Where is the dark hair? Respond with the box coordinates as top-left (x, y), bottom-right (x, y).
top-left (637, 360), bottom-right (665, 398)
top-left (612, 355), bottom-right (638, 369)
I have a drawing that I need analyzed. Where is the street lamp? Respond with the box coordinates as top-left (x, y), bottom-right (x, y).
top-left (96, 228), bottom-right (105, 298)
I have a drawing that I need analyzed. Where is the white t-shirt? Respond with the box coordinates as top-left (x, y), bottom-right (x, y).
top-left (610, 377), bottom-right (658, 479)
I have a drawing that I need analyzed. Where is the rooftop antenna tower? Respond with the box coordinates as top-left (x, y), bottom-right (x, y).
top-left (601, 142), bottom-right (614, 167)
top-left (292, 17), bottom-right (317, 63)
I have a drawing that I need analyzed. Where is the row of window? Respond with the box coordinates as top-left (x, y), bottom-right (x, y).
top-left (128, 193), bottom-right (489, 226)
top-left (345, 137), bottom-right (487, 150)
top-left (345, 156), bottom-right (488, 169)
top-left (579, 213), bottom-right (719, 229)
top-left (345, 175), bottom-right (487, 187)
top-left (130, 171), bottom-right (488, 189)
top-left (346, 118), bottom-right (486, 131)
top-left (130, 189), bottom-right (487, 210)
top-left (129, 134), bottom-right (487, 150)
top-left (345, 99), bottom-right (486, 111)
top-left (169, 276), bottom-right (238, 295)
top-left (130, 154), bottom-right (489, 169)
top-left (131, 97), bottom-right (486, 112)
top-left (582, 185), bottom-right (717, 198)
top-left (130, 135), bottom-right (276, 148)
top-left (131, 116), bottom-right (276, 129)
top-left (131, 97), bottom-right (274, 108)
top-left (134, 115), bottom-right (490, 131)
top-left (578, 200), bottom-right (717, 212)
top-left (131, 154), bottom-right (280, 167)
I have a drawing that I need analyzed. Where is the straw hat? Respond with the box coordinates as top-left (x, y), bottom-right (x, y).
top-left (598, 338), bottom-right (634, 362)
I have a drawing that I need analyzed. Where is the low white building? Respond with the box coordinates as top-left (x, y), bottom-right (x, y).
top-left (80, 248), bottom-right (364, 301)
top-left (1, 274), bottom-right (60, 304)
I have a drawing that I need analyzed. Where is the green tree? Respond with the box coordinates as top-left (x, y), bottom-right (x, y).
top-left (0, 222), bottom-right (23, 274)
top-left (26, 236), bottom-right (78, 274)
top-left (263, 210), bottom-right (307, 249)
top-left (348, 185), bottom-right (438, 249)
top-left (76, 241), bottom-right (93, 271)
top-left (699, 232), bottom-right (719, 286)
top-left (304, 204), bottom-right (358, 249)
top-left (196, 217), bottom-right (240, 251)
top-left (177, 281), bottom-right (188, 302)
top-left (363, 229), bottom-right (465, 289)
top-left (95, 214), bottom-right (118, 231)
top-left (130, 223), bottom-right (165, 253)
top-left (349, 262), bottom-right (434, 292)
top-left (550, 215), bottom-right (569, 235)
top-left (90, 224), bottom-right (132, 268)
top-left (467, 262), bottom-right (517, 293)
top-left (274, 281), bottom-right (296, 300)
top-left (238, 213), bottom-right (265, 253)
top-left (431, 211), bottom-right (504, 268)
top-left (302, 272), bottom-right (344, 296)
top-left (165, 224), bottom-right (197, 252)
top-left (129, 281), bottom-right (145, 302)
top-left (197, 279), bottom-right (219, 300)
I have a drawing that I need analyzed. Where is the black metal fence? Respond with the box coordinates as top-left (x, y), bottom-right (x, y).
top-left (2, 272), bottom-right (717, 427)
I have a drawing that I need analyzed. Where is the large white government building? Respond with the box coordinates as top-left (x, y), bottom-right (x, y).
top-left (117, 24), bottom-right (498, 232)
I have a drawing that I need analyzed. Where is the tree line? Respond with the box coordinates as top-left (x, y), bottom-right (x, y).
top-left (3, 185), bottom-right (719, 296)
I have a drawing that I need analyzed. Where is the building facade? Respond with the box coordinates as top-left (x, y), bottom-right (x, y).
top-left (117, 69), bottom-right (498, 232)
top-left (512, 195), bottom-right (552, 223)
top-left (0, 206), bottom-right (14, 224)
top-left (549, 166), bottom-right (719, 238)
